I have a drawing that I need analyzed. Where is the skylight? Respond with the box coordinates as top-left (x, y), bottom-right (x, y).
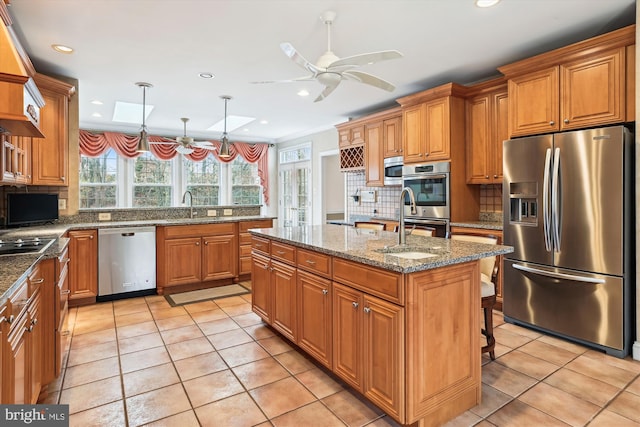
top-left (208, 115), bottom-right (255, 133)
top-left (112, 101), bottom-right (155, 124)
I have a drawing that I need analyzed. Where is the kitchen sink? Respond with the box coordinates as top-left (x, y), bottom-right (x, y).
top-left (374, 245), bottom-right (446, 259)
top-left (385, 251), bottom-right (438, 260)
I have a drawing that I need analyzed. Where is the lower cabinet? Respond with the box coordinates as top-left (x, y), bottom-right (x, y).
top-left (68, 229), bottom-right (98, 306)
top-left (296, 270), bottom-right (332, 369)
top-left (270, 260), bottom-right (297, 341)
top-left (250, 252), bottom-right (271, 322)
top-left (238, 219), bottom-right (273, 277)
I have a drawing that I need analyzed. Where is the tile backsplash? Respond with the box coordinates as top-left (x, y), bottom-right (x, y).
top-left (346, 174), bottom-right (503, 221)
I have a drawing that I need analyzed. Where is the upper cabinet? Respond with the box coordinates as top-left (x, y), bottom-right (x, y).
top-left (382, 115), bottom-right (402, 158)
top-left (499, 25), bottom-right (635, 138)
top-left (397, 83), bottom-right (466, 165)
top-left (31, 74), bottom-right (74, 186)
top-left (465, 79), bottom-right (508, 184)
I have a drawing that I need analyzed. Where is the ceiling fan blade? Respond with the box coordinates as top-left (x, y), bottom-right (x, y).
top-left (250, 76), bottom-right (315, 84)
top-left (280, 42), bottom-right (321, 75)
top-left (328, 50), bottom-right (403, 69)
top-left (342, 70), bottom-right (396, 92)
top-left (175, 145), bottom-right (194, 155)
top-left (149, 141), bottom-right (177, 145)
top-left (192, 141), bottom-right (214, 147)
top-left (314, 81), bottom-right (341, 102)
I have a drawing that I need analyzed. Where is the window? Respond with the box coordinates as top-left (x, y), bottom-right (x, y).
top-left (79, 149), bottom-right (118, 208)
top-left (78, 152), bottom-right (262, 208)
top-left (184, 156), bottom-right (220, 206)
top-left (132, 152), bottom-right (172, 207)
top-left (231, 156), bottom-right (261, 205)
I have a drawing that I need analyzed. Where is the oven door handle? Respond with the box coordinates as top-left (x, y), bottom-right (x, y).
top-left (403, 174), bottom-right (448, 180)
top-left (404, 218), bottom-right (448, 226)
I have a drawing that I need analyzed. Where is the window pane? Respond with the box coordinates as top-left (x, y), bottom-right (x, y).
top-left (231, 156), bottom-right (261, 205)
top-left (79, 150), bottom-right (118, 208)
top-left (133, 153), bottom-right (172, 207)
top-left (184, 156), bottom-right (220, 205)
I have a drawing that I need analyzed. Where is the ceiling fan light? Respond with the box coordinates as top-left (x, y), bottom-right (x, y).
top-left (176, 144), bottom-right (194, 155)
top-left (219, 135), bottom-right (231, 158)
top-left (137, 128), bottom-right (150, 152)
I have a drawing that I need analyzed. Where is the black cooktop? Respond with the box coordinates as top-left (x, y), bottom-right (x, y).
top-left (0, 237), bottom-right (55, 256)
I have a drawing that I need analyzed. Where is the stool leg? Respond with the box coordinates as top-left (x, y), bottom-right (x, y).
top-left (483, 306), bottom-right (496, 360)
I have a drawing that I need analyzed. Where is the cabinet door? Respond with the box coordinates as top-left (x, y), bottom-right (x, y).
top-left (508, 67), bottom-right (559, 137)
top-left (164, 237), bottom-right (202, 286)
top-left (1, 134), bottom-right (16, 183)
top-left (14, 136), bottom-right (31, 184)
top-left (383, 116), bottom-right (402, 158)
top-left (402, 104), bottom-right (425, 164)
top-left (338, 129), bottom-right (351, 147)
top-left (27, 292), bottom-right (41, 404)
top-left (363, 295), bottom-right (404, 421)
top-left (8, 314), bottom-right (29, 404)
top-left (202, 234), bottom-right (237, 281)
top-left (68, 229), bottom-right (98, 304)
top-left (424, 97), bottom-right (451, 161)
top-left (332, 282), bottom-right (363, 391)
top-left (365, 121), bottom-right (384, 187)
top-left (271, 260), bottom-right (297, 341)
top-left (297, 270), bottom-right (332, 368)
top-left (351, 125), bottom-right (365, 144)
top-left (560, 48), bottom-right (624, 130)
top-left (31, 88), bottom-right (68, 186)
top-left (491, 90), bottom-right (509, 183)
top-left (465, 95), bottom-right (491, 183)
top-left (251, 253), bottom-right (271, 322)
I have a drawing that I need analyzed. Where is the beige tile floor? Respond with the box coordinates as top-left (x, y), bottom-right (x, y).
top-left (40, 283), bottom-right (640, 427)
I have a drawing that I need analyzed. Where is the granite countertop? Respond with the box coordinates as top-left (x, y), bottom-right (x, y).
top-left (450, 221), bottom-right (503, 231)
top-left (0, 215), bottom-right (275, 305)
top-left (250, 224), bottom-right (513, 274)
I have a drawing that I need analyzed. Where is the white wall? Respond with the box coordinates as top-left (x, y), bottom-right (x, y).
top-left (276, 128), bottom-right (340, 225)
top-left (322, 154), bottom-right (344, 219)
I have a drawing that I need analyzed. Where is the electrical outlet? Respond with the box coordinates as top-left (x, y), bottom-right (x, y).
top-left (58, 198), bottom-right (67, 210)
top-left (98, 212), bottom-right (112, 221)
top-left (223, 209), bottom-right (233, 216)
top-left (207, 209), bottom-right (217, 217)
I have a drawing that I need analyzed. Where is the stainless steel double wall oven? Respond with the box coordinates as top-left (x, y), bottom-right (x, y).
top-left (402, 161), bottom-right (450, 237)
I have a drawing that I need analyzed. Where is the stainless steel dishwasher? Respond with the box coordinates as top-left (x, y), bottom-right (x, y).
top-left (98, 226), bottom-right (156, 301)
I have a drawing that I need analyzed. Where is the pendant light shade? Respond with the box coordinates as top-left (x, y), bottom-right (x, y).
top-left (136, 82), bottom-right (153, 153)
top-left (218, 95), bottom-right (232, 158)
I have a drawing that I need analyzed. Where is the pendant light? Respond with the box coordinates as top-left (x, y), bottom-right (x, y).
top-left (136, 82), bottom-right (153, 152)
top-left (218, 95), bottom-right (232, 158)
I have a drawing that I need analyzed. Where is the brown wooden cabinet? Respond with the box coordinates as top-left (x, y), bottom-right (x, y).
top-left (238, 219), bottom-right (273, 278)
top-left (68, 229), bottom-right (98, 306)
top-left (0, 304), bottom-right (6, 403)
top-left (157, 223), bottom-right (238, 294)
top-left (365, 121), bottom-right (384, 187)
top-left (383, 115), bottom-right (402, 158)
top-left (270, 259), bottom-right (297, 341)
top-left (31, 74), bottom-right (74, 186)
top-left (397, 83), bottom-right (466, 165)
top-left (338, 125), bottom-right (365, 147)
top-left (0, 134), bottom-right (30, 184)
top-left (7, 310), bottom-right (28, 404)
top-left (465, 80), bottom-right (508, 184)
top-left (250, 251), bottom-right (271, 322)
top-left (296, 270), bottom-right (332, 368)
top-left (498, 26), bottom-right (634, 138)
top-left (450, 226), bottom-right (504, 310)
top-left (55, 243), bottom-right (70, 379)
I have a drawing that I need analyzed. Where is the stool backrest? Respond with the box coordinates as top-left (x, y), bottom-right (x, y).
top-left (450, 233), bottom-right (498, 281)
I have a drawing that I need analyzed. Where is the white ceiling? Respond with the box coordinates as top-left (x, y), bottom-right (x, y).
top-left (6, 0), bottom-right (636, 143)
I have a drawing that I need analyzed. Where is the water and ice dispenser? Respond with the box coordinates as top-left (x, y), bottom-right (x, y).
top-left (508, 182), bottom-right (538, 225)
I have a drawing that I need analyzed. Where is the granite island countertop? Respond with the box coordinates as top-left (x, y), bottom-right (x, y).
top-left (0, 215), bottom-right (275, 305)
top-left (250, 224), bottom-right (513, 274)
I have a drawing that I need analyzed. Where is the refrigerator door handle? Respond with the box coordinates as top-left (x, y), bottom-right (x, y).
top-left (552, 147), bottom-right (561, 252)
top-left (512, 263), bottom-right (605, 284)
top-left (543, 148), bottom-right (552, 251)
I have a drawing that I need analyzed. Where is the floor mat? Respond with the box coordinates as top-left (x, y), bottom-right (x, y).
top-left (165, 283), bottom-right (250, 306)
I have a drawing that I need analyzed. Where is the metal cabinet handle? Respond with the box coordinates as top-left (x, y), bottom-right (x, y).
top-left (204, 241), bottom-right (208, 245)
top-left (255, 244), bottom-right (263, 248)
top-left (494, 175), bottom-right (498, 179)
top-left (61, 290), bottom-right (71, 295)
top-left (27, 325), bottom-right (34, 332)
top-left (275, 250), bottom-right (285, 255)
top-left (195, 242), bottom-right (200, 246)
top-left (31, 278), bottom-right (45, 284)
top-left (363, 307), bottom-right (371, 314)
top-left (549, 121), bottom-right (555, 126)
top-left (305, 260), bottom-right (316, 265)
top-left (61, 258), bottom-right (70, 263)
top-left (485, 175), bottom-right (489, 179)
top-left (61, 330), bottom-right (70, 336)
top-left (31, 318), bottom-right (38, 326)
top-left (263, 264), bottom-right (269, 270)
top-left (352, 302), bottom-right (359, 308)
top-left (89, 235), bottom-right (94, 239)
top-left (7, 315), bottom-right (15, 324)
top-left (322, 289), bottom-right (328, 295)
top-left (61, 176), bottom-right (66, 181)
top-left (563, 119), bottom-right (569, 124)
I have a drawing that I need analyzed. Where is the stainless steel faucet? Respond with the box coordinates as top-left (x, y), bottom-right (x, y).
top-left (182, 190), bottom-right (195, 218)
top-left (398, 187), bottom-right (417, 245)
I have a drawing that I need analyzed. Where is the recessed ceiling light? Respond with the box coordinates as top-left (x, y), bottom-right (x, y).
top-left (92, 112), bottom-right (102, 118)
top-left (297, 89), bottom-right (310, 97)
top-left (475, 0), bottom-right (500, 7)
top-left (243, 128), bottom-right (250, 132)
top-left (260, 120), bottom-right (268, 125)
top-left (199, 72), bottom-right (215, 79)
top-left (91, 100), bottom-right (103, 105)
top-left (51, 44), bottom-right (74, 54)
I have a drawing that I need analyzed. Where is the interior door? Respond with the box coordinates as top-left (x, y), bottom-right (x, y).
top-left (279, 161), bottom-right (311, 227)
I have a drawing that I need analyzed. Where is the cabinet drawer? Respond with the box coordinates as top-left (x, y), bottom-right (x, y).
top-left (163, 222), bottom-right (236, 238)
top-left (239, 244), bottom-right (253, 257)
top-left (297, 249), bottom-right (331, 278)
top-left (239, 233), bottom-right (253, 246)
top-left (252, 236), bottom-right (270, 255)
top-left (239, 219), bottom-right (273, 232)
top-left (28, 263), bottom-right (46, 296)
top-left (271, 241), bottom-right (296, 265)
top-left (333, 258), bottom-right (403, 305)
top-left (9, 279), bottom-right (29, 321)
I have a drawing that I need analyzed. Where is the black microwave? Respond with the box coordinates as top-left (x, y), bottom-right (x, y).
top-left (6, 193), bottom-right (59, 227)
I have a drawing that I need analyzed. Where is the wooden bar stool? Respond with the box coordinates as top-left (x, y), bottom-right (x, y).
top-left (354, 221), bottom-right (386, 231)
top-left (393, 225), bottom-right (435, 237)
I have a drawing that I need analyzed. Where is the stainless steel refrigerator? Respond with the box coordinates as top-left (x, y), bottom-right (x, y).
top-left (503, 126), bottom-right (634, 358)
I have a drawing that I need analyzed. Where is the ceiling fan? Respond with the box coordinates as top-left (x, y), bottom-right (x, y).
top-left (151, 117), bottom-right (216, 155)
top-left (254, 11), bottom-right (403, 102)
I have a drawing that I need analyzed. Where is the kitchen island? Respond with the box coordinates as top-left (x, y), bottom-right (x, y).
top-left (249, 225), bottom-right (512, 427)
